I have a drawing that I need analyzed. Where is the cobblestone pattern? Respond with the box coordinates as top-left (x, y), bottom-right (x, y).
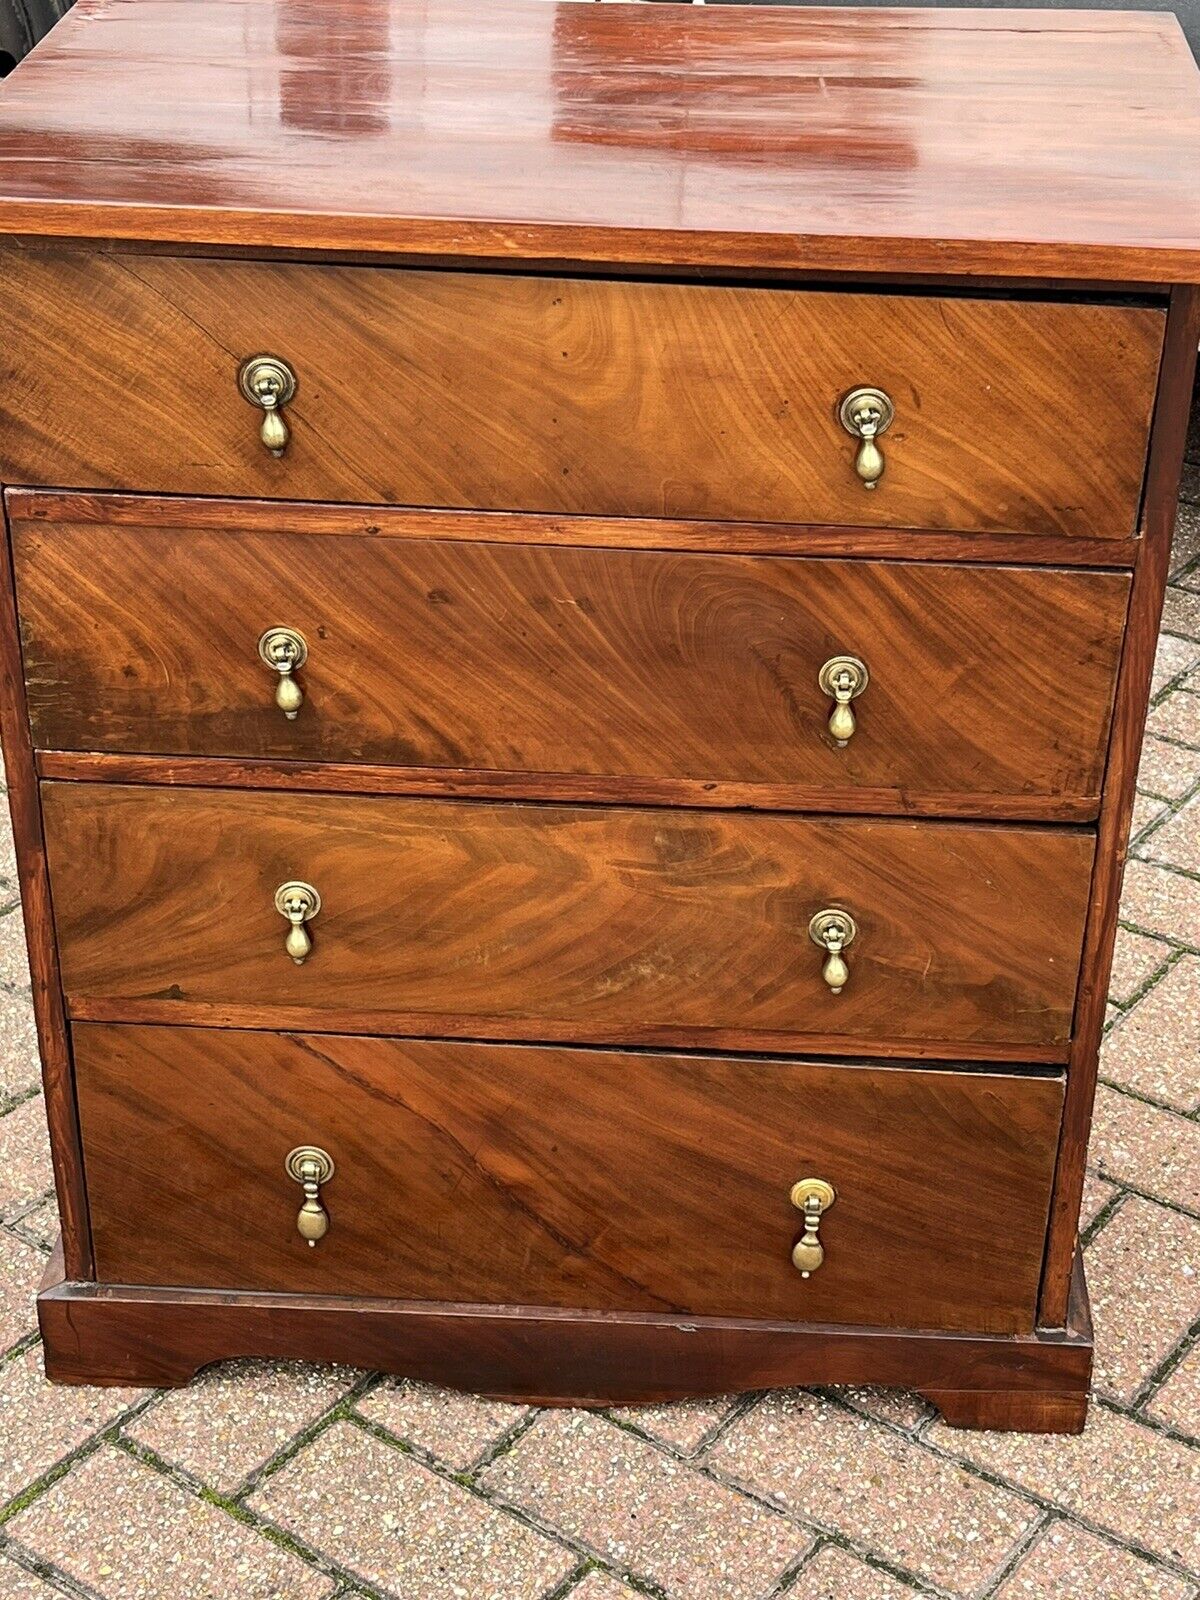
top-left (1, 386), bottom-right (1199, 1599)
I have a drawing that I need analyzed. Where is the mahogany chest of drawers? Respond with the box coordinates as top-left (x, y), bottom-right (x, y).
top-left (2, 0), bottom-right (1199, 1434)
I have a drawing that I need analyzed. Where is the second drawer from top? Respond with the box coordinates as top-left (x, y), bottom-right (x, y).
top-left (13, 497), bottom-right (1130, 819)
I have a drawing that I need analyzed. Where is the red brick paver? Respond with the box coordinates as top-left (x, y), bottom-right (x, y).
top-left (994, 1522), bottom-right (1198, 1600)
top-left (1147, 689), bottom-right (1200, 748)
top-left (709, 1389), bottom-right (1040, 1596)
top-left (0, 1098), bottom-right (52, 1221)
top-left (836, 1385), bottom-right (936, 1431)
top-left (482, 1409), bottom-right (809, 1599)
top-left (1148, 1343), bottom-right (1200, 1441)
top-left (608, 1394), bottom-right (740, 1454)
top-left (1086, 1198), bottom-right (1200, 1402)
top-left (0, 1557), bottom-right (73, 1599)
top-left (566, 1574), bottom-right (642, 1600)
top-left (0, 991), bottom-right (39, 1109)
top-left (1107, 926), bottom-right (1173, 1006)
top-left (0, 1230), bottom-right (44, 1355)
top-left (1090, 1085), bottom-right (1200, 1212)
top-left (787, 1544), bottom-right (925, 1599)
top-left (0, 1345), bottom-right (145, 1509)
top-left (1101, 956), bottom-right (1200, 1109)
top-left (6, 1446), bottom-right (334, 1599)
top-left (1079, 1171), bottom-right (1120, 1229)
top-left (926, 1406), bottom-right (1200, 1570)
top-left (1138, 732), bottom-right (1200, 800)
top-left (248, 1419), bottom-right (575, 1599)
top-left (355, 1378), bottom-right (530, 1470)
top-left (126, 1361), bottom-right (356, 1494)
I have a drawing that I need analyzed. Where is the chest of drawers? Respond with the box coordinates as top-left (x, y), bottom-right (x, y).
top-left (2, 0), bottom-right (1199, 1435)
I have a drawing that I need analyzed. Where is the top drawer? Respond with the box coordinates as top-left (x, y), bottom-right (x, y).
top-left (0, 252), bottom-right (1164, 538)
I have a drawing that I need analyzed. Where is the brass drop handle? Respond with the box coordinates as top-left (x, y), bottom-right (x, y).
top-left (818, 655), bottom-right (869, 745)
top-left (286, 1145), bottom-right (335, 1246)
top-left (809, 909), bottom-right (857, 994)
top-left (839, 386), bottom-right (895, 489)
top-left (239, 355), bottom-right (298, 457)
top-left (258, 627), bottom-right (308, 720)
top-left (790, 1177), bottom-right (836, 1277)
top-left (275, 880), bottom-right (320, 964)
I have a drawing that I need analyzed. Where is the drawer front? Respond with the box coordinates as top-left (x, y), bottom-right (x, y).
top-left (73, 1024), bottom-right (1064, 1333)
top-left (0, 251), bottom-right (1162, 537)
top-left (15, 505), bottom-right (1130, 818)
top-left (43, 783), bottom-right (1093, 1057)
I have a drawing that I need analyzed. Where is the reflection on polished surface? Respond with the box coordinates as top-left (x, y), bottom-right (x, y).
top-left (548, 3), bottom-right (920, 169)
top-left (0, 0), bottom-right (1197, 276)
top-left (277, 0), bottom-right (391, 136)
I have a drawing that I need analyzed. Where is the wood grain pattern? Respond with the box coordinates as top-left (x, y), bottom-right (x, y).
top-left (72, 1024), bottom-right (1063, 1333)
top-left (0, 0), bottom-right (1197, 282)
top-left (27, 751), bottom-right (1110, 826)
top-left (0, 508), bottom-right (91, 1277)
top-left (13, 509), bottom-right (1130, 817)
top-left (53, 1001), bottom-right (1080, 1066)
top-left (6, 489), bottom-right (1143, 570)
top-left (1040, 284), bottom-right (1200, 1326)
top-left (924, 1388), bottom-right (1087, 1432)
top-left (41, 782), bottom-right (1095, 1056)
top-left (36, 1240), bottom-right (1093, 1427)
top-left (0, 251), bottom-right (1163, 537)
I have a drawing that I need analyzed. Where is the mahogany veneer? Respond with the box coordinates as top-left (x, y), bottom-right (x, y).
top-left (73, 1026), bottom-right (1064, 1334)
top-left (13, 501), bottom-right (1130, 817)
top-left (0, 256), bottom-right (1164, 535)
top-left (2, 0), bottom-right (1199, 1433)
top-left (42, 783), bottom-right (1094, 1057)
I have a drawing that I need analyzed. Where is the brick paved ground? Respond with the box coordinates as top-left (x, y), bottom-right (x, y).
top-left (1, 385), bottom-right (1198, 1600)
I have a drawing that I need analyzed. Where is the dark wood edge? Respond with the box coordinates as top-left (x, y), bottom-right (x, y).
top-left (0, 203), bottom-right (1196, 285)
top-left (4, 489), bottom-right (1137, 568)
top-left (0, 505), bottom-right (91, 1276)
top-left (37, 1239), bottom-right (1092, 1428)
top-left (33, 751), bottom-right (1103, 824)
top-left (61, 997), bottom-right (1072, 1065)
top-left (1039, 282), bottom-right (1200, 1327)
top-left (6, 237), bottom-right (1174, 296)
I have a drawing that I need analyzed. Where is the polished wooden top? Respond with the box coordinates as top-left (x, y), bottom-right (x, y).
top-left (0, 0), bottom-right (1198, 280)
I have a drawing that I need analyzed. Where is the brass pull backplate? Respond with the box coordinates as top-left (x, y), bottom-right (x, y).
top-left (286, 1144), bottom-right (335, 1246)
top-left (839, 386), bottom-right (894, 489)
top-left (809, 908), bottom-right (858, 993)
top-left (790, 1177), bottom-right (836, 1276)
top-left (818, 655), bottom-right (869, 745)
top-left (258, 626), bottom-right (308, 720)
top-left (239, 355), bottom-right (298, 457)
top-left (275, 880), bottom-right (320, 964)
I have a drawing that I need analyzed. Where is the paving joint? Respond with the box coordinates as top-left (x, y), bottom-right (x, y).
top-left (115, 1430), bottom-right (365, 1597)
top-left (0, 1082), bottom-right (41, 1121)
top-left (339, 1408), bottom-right (656, 1595)
top-left (0, 1535), bottom-right (108, 1600)
top-left (898, 1397), bottom-right (1200, 1588)
top-left (972, 1509), bottom-right (1057, 1600)
top-left (1105, 934), bottom-right (1185, 1012)
top-left (225, 1368), bottom-right (383, 1502)
top-left (1131, 1315), bottom-right (1200, 1422)
top-left (1078, 1185), bottom-right (1128, 1247)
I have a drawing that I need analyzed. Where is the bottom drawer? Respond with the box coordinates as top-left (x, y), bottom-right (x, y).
top-left (73, 1025), bottom-right (1063, 1334)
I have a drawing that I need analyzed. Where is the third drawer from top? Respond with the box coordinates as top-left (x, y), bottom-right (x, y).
top-left (42, 782), bottom-right (1094, 1061)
